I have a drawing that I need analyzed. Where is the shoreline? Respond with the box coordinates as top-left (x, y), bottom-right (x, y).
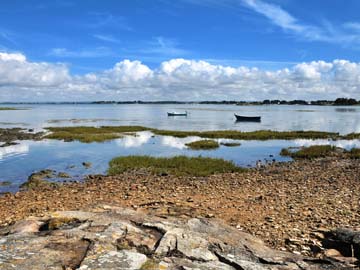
top-left (1, 156), bottom-right (359, 257)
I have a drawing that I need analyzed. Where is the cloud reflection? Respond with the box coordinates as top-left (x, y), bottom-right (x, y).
top-left (0, 143), bottom-right (29, 159)
top-left (116, 131), bottom-right (153, 148)
top-left (161, 136), bottom-right (202, 149)
top-left (294, 139), bottom-right (360, 149)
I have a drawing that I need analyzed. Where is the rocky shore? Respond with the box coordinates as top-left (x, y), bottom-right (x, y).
top-left (0, 128), bottom-right (44, 146)
top-left (0, 156), bottom-right (359, 264)
top-left (0, 205), bottom-right (358, 269)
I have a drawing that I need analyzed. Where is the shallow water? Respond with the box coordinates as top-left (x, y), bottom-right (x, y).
top-left (1, 104), bottom-right (360, 192)
top-left (0, 104), bottom-right (360, 134)
top-left (1, 131), bottom-right (360, 193)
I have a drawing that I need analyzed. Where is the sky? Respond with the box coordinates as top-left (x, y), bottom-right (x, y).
top-left (1, 0), bottom-right (360, 101)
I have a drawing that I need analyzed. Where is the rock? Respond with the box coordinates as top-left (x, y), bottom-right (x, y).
top-left (0, 128), bottom-right (44, 145)
top-left (0, 181), bottom-right (11, 186)
top-left (322, 228), bottom-right (360, 259)
top-left (0, 206), bottom-right (350, 269)
top-left (79, 249), bottom-right (147, 270)
top-left (19, 170), bottom-right (57, 190)
top-left (57, 172), bottom-right (71, 178)
top-left (116, 223), bottom-right (163, 255)
top-left (82, 162), bottom-right (92, 168)
top-left (9, 220), bottom-right (44, 234)
top-left (0, 141), bottom-right (18, 147)
top-left (0, 235), bottom-right (91, 270)
top-left (324, 249), bottom-right (342, 257)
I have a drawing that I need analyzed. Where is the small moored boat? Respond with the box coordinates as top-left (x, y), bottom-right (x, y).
top-left (167, 111), bottom-right (188, 116)
top-left (234, 114), bottom-right (261, 122)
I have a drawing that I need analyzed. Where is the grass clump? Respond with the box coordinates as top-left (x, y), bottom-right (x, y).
top-left (185, 140), bottom-right (219, 150)
top-left (343, 133), bottom-right (360, 139)
top-left (108, 155), bottom-right (246, 176)
top-left (280, 145), bottom-right (336, 159)
top-left (0, 107), bottom-right (23, 110)
top-left (348, 148), bottom-right (360, 159)
top-left (282, 146), bottom-right (360, 159)
top-left (45, 126), bottom-right (149, 143)
top-left (45, 125), bottom-right (345, 143)
top-left (153, 129), bottom-right (339, 140)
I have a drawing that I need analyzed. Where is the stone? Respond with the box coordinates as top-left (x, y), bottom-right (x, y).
top-left (322, 227), bottom-right (360, 259)
top-left (0, 206), bottom-right (351, 270)
top-left (57, 172), bottom-right (71, 178)
top-left (79, 249), bottom-right (147, 270)
top-left (0, 181), bottom-right (11, 186)
top-left (82, 162), bottom-right (92, 168)
top-left (9, 219), bottom-right (43, 234)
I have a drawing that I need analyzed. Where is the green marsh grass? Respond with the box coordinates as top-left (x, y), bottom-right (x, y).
top-left (280, 145), bottom-right (336, 159)
top-left (185, 140), bottom-right (220, 150)
top-left (343, 133), bottom-right (360, 139)
top-left (45, 125), bottom-right (342, 143)
top-left (0, 107), bottom-right (24, 110)
top-left (152, 129), bottom-right (339, 140)
top-left (108, 156), bottom-right (246, 176)
top-left (349, 148), bottom-right (360, 159)
top-left (45, 126), bottom-right (149, 143)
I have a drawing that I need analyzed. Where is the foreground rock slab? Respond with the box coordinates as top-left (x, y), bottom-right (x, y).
top-left (0, 206), bottom-right (354, 269)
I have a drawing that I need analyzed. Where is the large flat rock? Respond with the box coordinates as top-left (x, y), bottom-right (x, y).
top-left (0, 205), bottom-right (354, 269)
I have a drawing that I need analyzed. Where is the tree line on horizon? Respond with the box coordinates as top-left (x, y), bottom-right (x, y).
top-left (92, 98), bottom-right (359, 106)
top-left (1, 98), bottom-right (359, 106)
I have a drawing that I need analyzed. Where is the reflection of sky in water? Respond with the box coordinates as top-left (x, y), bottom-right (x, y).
top-left (161, 136), bottom-right (201, 149)
top-left (1, 104), bottom-right (360, 134)
top-left (0, 143), bottom-right (29, 159)
top-left (116, 131), bottom-right (153, 148)
top-left (294, 139), bottom-right (360, 149)
top-left (1, 132), bottom-right (359, 193)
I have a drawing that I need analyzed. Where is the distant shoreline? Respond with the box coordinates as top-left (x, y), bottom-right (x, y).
top-left (1, 98), bottom-right (359, 106)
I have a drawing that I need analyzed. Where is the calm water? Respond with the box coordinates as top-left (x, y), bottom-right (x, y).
top-left (0, 104), bottom-right (359, 134)
top-left (0, 104), bottom-right (360, 192)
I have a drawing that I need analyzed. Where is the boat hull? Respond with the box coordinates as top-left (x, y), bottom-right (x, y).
top-left (234, 114), bottom-right (261, 122)
top-left (167, 112), bottom-right (187, 116)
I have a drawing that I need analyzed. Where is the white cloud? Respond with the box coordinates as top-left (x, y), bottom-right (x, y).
top-left (242, 0), bottom-right (304, 32)
top-left (49, 47), bottom-right (114, 58)
top-left (93, 34), bottom-right (121, 43)
top-left (241, 0), bottom-right (360, 47)
top-left (140, 37), bottom-right (189, 56)
top-left (85, 12), bottom-right (132, 31)
top-left (0, 52), bottom-right (360, 101)
top-left (0, 52), bottom-right (70, 88)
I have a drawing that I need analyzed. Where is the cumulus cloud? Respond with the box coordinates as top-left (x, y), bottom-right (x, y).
top-left (0, 52), bottom-right (360, 101)
top-left (0, 52), bottom-right (70, 88)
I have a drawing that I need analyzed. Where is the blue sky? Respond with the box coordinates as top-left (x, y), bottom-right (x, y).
top-left (1, 0), bottom-right (360, 101)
